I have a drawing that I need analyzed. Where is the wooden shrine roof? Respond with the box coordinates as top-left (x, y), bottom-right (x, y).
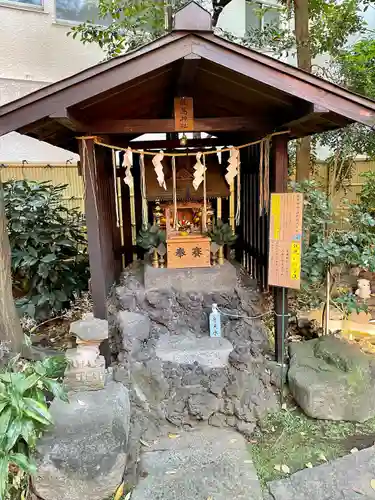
top-left (0, 1), bottom-right (375, 152)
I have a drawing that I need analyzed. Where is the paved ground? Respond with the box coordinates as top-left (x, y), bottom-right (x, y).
top-left (267, 445), bottom-right (375, 500)
top-left (131, 427), bottom-right (262, 500)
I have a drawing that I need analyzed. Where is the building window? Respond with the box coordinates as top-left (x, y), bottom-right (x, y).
top-left (246, 1), bottom-right (280, 31)
top-left (1, 0), bottom-right (42, 5)
top-left (56, 0), bottom-right (109, 24)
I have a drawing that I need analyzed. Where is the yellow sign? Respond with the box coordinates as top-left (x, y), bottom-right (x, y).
top-left (271, 194), bottom-right (281, 240)
top-left (268, 193), bottom-right (303, 290)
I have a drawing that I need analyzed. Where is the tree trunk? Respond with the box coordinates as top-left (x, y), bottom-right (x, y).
top-left (0, 184), bottom-right (24, 355)
top-left (295, 136), bottom-right (311, 181)
top-left (294, 0), bottom-right (312, 181)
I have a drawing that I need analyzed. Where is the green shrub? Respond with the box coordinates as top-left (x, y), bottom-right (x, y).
top-left (0, 353), bottom-right (67, 499)
top-left (291, 176), bottom-right (375, 311)
top-left (293, 178), bottom-right (375, 286)
top-left (4, 180), bottom-right (89, 320)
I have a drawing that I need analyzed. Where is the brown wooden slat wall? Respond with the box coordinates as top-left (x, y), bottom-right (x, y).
top-left (238, 144), bottom-right (269, 291)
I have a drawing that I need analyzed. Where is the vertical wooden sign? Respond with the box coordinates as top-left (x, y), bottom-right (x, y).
top-left (268, 193), bottom-right (303, 290)
top-left (174, 97), bottom-right (194, 131)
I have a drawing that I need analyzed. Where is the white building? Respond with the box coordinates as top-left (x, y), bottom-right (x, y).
top-left (0, 0), bottom-right (107, 163)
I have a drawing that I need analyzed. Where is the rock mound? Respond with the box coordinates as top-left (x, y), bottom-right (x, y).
top-left (109, 262), bottom-right (278, 436)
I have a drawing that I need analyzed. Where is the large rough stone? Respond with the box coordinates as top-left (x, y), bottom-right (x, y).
top-left (155, 334), bottom-right (233, 368)
top-left (187, 391), bottom-right (221, 420)
top-left (144, 261), bottom-right (237, 293)
top-left (268, 445), bottom-right (375, 500)
top-left (116, 311), bottom-right (151, 353)
top-left (288, 336), bottom-right (375, 422)
top-left (132, 360), bottom-right (169, 407)
top-left (34, 382), bottom-right (130, 500)
top-left (131, 428), bottom-right (262, 500)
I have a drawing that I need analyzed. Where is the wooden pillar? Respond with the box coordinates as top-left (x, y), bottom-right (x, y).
top-left (79, 139), bottom-right (116, 320)
top-left (119, 153), bottom-right (134, 266)
top-left (107, 150), bottom-right (122, 279)
top-left (271, 135), bottom-right (289, 363)
top-left (133, 155), bottom-right (143, 260)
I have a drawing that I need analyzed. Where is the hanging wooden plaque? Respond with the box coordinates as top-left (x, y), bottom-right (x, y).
top-left (174, 97), bottom-right (194, 131)
top-left (268, 193), bottom-right (303, 290)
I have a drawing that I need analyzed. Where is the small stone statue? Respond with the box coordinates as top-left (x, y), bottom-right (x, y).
top-left (355, 279), bottom-right (372, 301)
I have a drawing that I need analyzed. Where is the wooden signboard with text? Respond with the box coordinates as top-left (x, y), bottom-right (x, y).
top-left (268, 193), bottom-right (303, 290)
top-left (174, 97), bottom-right (194, 131)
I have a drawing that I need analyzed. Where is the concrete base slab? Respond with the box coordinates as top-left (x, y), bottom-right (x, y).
top-left (144, 261), bottom-right (237, 293)
top-left (155, 334), bottom-right (233, 368)
top-left (132, 427), bottom-right (262, 500)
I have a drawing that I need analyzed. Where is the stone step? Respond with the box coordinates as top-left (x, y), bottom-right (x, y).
top-left (131, 428), bottom-right (262, 500)
top-left (268, 445), bottom-right (375, 500)
top-left (155, 334), bottom-right (233, 368)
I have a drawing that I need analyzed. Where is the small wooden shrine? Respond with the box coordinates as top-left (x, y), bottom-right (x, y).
top-left (145, 152), bottom-right (227, 269)
top-left (162, 201), bottom-right (211, 268)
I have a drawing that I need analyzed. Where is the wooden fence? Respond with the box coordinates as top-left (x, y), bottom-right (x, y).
top-left (1, 159), bottom-right (373, 221)
top-left (0, 163), bottom-right (84, 212)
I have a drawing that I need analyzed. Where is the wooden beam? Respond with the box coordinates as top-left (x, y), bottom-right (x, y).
top-left (82, 116), bottom-right (267, 134)
top-left (272, 134), bottom-right (289, 192)
top-left (79, 139), bottom-right (108, 320)
top-left (278, 104), bottom-right (334, 137)
top-left (50, 110), bottom-right (86, 132)
top-left (105, 137), bottom-right (225, 150)
top-left (79, 140), bottom-right (118, 323)
top-left (176, 54), bottom-right (201, 96)
top-left (281, 112), bottom-right (350, 138)
top-left (270, 134), bottom-right (289, 364)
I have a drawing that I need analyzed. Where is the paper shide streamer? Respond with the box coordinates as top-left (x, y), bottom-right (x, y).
top-left (123, 147), bottom-right (134, 189)
top-left (225, 147), bottom-right (240, 185)
top-left (152, 150), bottom-right (167, 190)
top-left (192, 152), bottom-right (206, 191)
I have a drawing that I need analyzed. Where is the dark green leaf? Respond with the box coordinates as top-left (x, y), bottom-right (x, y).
top-left (23, 398), bottom-right (53, 426)
top-left (55, 290), bottom-right (68, 302)
top-left (0, 456), bottom-right (8, 500)
top-left (9, 453), bottom-right (37, 475)
top-left (44, 379), bottom-right (69, 403)
top-left (5, 417), bottom-right (23, 452)
top-left (42, 355), bottom-right (67, 378)
top-left (20, 419), bottom-right (36, 447)
top-left (0, 400), bottom-right (8, 414)
top-left (17, 373), bottom-right (41, 395)
top-left (0, 406), bottom-right (12, 435)
top-left (41, 253), bottom-right (56, 263)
